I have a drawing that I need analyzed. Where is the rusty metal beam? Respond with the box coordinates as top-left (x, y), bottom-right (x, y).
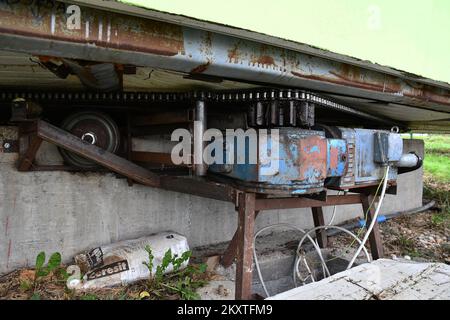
top-left (131, 151), bottom-right (186, 167)
top-left (17, 134), bottom-right (42, 171)
top-left (222, 193), bottom-right (363, 270)
top-left (235, 192), bottom-right (256, 300)
top-left (159, 176), bottom-right (236, 202)
top-left (35, 120), bottom-right (161, 187)
top-left (64, 0), bottom-right (450, 91)
top-left (361, 194), bottom-right (384, 259)
top-left (311, 207), bottom-right (328, 248)
top-left (255, 194), bottom-right (362, 211)
top-left (222, 211), bottom-right (260, 268)
top-left (0, 1), bottom-right (449, 116)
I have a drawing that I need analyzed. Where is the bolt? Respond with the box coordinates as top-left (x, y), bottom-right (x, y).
top-left (3, 142), bottom-right (10, 149)
top-left (81, 132), bottom-right (96, 145)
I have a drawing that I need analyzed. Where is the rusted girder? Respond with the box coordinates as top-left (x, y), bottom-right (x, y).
top-left (36, 120), bottom-right (161, 187)
top-left (0, 0), bottom-right (449, 113)
top-left (254, 194), bottom-right (363, 211)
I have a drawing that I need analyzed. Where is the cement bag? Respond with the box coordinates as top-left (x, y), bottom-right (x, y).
top-left (71, 232), bottom-right (189, 290)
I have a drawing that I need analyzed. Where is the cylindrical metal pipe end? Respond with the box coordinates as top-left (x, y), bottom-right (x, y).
top-left (397, 153), bottom-right (421, 168)
top-left (396, 152), bottom-right (423, 174)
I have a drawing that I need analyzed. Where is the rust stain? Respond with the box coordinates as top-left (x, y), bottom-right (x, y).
top-left (6, 239), bottom-right (12, 269)
top-left (329, 146), bottom-right (339, 171)
top-left (403, 85), bottom-right (450, 106)
top-left (250, 55), bottom-right (276, 66)
top-left (190, 60), bottom-right (211, 74)
top-left (298, 137), bottom-right (327, 181)
top-left (291, 63), bottom-right (403, 93)
top-left (292, 70), bottom-right (450, 106)
top-left (249, 44), bottom-right (277, 67)
top-left (200, 31), bottom-right (213, 56)
top-left (4, 216), bottom-right (9, 237)
top-left (292, 71), bottom-right (393, 93)
top-left (0, 1), bottom-right (185, 57)
top-left (228, 42), bottom-right (241, 63)
top-left (331, 64), bottom-right (401, 93)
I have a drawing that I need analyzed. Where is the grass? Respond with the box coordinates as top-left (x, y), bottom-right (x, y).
top-left (418, 135), bottom-right (450, 183)
top-left (418, 135), bottom-right (450, 154)
top-left (423, 154), bottom-right (450, 183)
top-left (393, 234), bottom-right (421, 258)
top-left (412, 134), bottom-right (449, 181)
top-left (410, 134), bottom-right (450, 227)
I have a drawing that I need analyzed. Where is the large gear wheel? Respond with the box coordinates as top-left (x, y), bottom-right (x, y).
top-left (59, 111), bottom-right (121, 169)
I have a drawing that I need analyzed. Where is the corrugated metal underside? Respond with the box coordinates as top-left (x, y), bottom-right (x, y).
top-left (0, 51), bottom-right (252, 92)
top-left (0, 0), bottom-right (449, 132)
top-left (1, 50), bottom-right (448, 132)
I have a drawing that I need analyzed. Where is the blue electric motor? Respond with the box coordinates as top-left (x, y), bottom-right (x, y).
top-left (209, 127), bottom-right (421, 195)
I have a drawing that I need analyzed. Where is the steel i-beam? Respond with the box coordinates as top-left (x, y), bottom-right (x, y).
top-left (0, 1), bottom-right (449, 112)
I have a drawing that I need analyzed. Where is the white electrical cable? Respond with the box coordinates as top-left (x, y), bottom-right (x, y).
top-left (346, 166), bottom-right (390, 269)
top-left (327, 190), bottom-right (342, 227)
top-left (253, 224), bottom-right (305, 297)
top-left (253, 223), bottom-right (330, 298)
top-left (294, 225), bottom-right (372, 285)
top-left (300, 255), bottom-right (315, 283)
top-left (254, 222), bottom-right (371, 297)
top-left (253, 167), bottom-right (390, 297)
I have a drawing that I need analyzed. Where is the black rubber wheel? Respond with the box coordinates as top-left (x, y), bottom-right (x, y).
top-left (58, 111), bottom-right (121, 169)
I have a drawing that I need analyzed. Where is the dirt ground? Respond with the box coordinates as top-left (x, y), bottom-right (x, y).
top-left (329, 210), bottom-right (449, 265)
top-left (0, 266), bottom-right (217, 300)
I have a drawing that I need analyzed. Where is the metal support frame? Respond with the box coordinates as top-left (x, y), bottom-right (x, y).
top-left (311, 207), bottom-right (328, 248)
top-left (15, 119), bottom-right (235, 202)
top-left (361, 194), bottom-right (384, 259)
top-left (17, 122), bottom-right (43, 172)
top-left (15, 118), bottom-right (385, 300)
top-left (222, 192), bottom-right (385, 300)
top-left (235, 192), bottom-right (256, 300)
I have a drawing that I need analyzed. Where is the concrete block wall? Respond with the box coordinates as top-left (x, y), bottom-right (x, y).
top-left (0, 125), bottom-right (424, 274)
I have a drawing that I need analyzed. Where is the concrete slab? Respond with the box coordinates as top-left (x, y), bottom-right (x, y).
top-left (268, 259), bottom-right (450, 300)
top-left (197, 280), bottom-right (235, 300)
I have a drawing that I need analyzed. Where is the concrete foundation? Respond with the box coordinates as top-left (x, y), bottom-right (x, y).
top-left (0, 125), bottom-right (424, 274)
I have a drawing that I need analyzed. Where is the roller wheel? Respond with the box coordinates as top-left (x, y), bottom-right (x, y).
top-left (58, 111), bottom-right (121, 169)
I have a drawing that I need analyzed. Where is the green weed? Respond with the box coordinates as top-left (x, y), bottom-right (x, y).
top-left (141, 246), bottom-right (207, 300)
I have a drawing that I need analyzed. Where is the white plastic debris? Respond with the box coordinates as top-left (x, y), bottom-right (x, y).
top-left (71, 231), bottom-right (189, 290)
